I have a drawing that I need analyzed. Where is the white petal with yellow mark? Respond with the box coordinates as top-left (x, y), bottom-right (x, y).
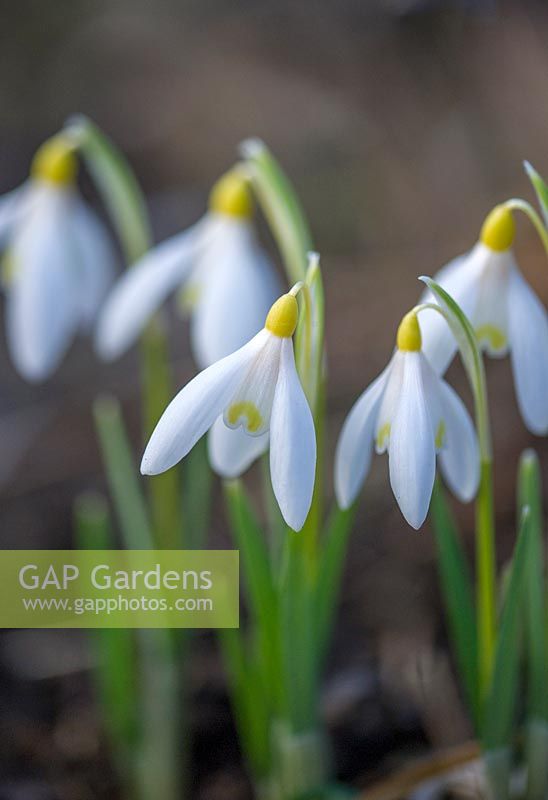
top-left (141, 330), bottom-right (267, 475)
top-left (374, 351), bottom-right (404, 453)
top-left (71, 197), bottom-right (116, 328)
top-left (208, 416), bottom-right (269, 478)
top-left (334, 368), bottom-right (388, 509)
top-left (436, 378), bottom-right (479, 501)
top-left (269, 337), bottom-right (316, 531)
top-left (224, 332), bottom-right (281, 436)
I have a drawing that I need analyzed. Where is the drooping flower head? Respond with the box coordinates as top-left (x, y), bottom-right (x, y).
top-left (419, 205), bottom-right (548, 435)
top-left (141, 287), bottom-right (316, 531)
top-left (335, 309), bottom-right (479, 529)
top-left (95, 167), bottom-right (281, 370)
top-left (0, 135), bottom-right (116, 381)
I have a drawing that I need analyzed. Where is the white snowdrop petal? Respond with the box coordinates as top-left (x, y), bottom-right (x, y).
top-left (473, 250), bottom-right (512, 357)
top-left (224, 334), bottom-right (281, 436)
top-left (334, 369), bottom-right (388, 509)
top-left (508, 266), bottom-right (548, 434)
top-left (0, 184), bottom-right (26, 247)
top-left (141, 331), bottom-right (267, 475)
top-left (70, 198), bottom-right (117, 327)
top-left (388, 352), bottom-right (436, 529)
top-left (375, 351), bottom-right (404, 453)
top-left (95, 218), bottom-right (208, 360)
top-left (191, 217), bottom-right (281, 368)
top-left (208, 416), bottom-right (269, 479)
top-left (436, 378), bottom-right (479, 502)
top-left (269, 338), bottom-right (316, 531)
top-left (6, 187), bottom-right (80, 381)
top-left (419, 245), bottom-right (484, 375)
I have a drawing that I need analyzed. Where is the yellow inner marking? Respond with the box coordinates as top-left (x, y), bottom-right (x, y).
top-left (396, 311), bottom-right (422, 352)
top-left (265, 294), bottom-right (298, 338)
top-left (479, 205), bottom-right (515, 252)
top-left (227, 401), bottom-right (263, 433)
top-left (435, 420), bottom-right (446, 449)
top-left (31, 136), bottom-right (77, 185)
top-left (376, 422), bottom-right (390, 450)
top-left (209, 169), bottom-right (252, 218)
top-left (475, 324), bottom-right (507, 351)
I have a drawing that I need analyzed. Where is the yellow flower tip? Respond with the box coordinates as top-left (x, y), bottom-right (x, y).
top-left (30, 136), bottom-right (78, 185)
top-left (396, 311), bottom-right (422, 352)
top-left (479, 204), bottom-right (515, 252)
top-left (227, 401), bottom-right (263, 433)
top-left (208, 169), bottom-right (253, 218)
top-left (265, 294), bottom-right (298, 338)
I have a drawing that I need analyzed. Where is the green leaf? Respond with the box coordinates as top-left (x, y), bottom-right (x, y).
top-left (517, 449), bottom-right (547, 721)
top-left (240, 138), bottom-right (313, 285)
top-left (182, 436), bottom-right (213, 550)
top-left (315, 504), bottom-right (356, 669)
top-left (74, 493), bottom-right (139, 761)
top-left (430, 480), bottom-right (480, 730)
top-left (66, 114), bottom-right (151, 262)
top-left (93, 395), bottom-right (153, 550)
top-left (483, 505), bottom-right (532, 750)
top-left (223, 480), bottom-right (283, 712)
top-left (524, 161), bottom-right (548, 227)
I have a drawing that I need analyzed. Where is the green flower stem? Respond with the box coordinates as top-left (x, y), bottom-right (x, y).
top-left (505, 198), bottom-right (548, 257)
top-left (67, 115), bottom-right (181, 550)
top-left (416, 285), bottom-right (496, 707)
top-left (475, 459), bottom-right (496, 704)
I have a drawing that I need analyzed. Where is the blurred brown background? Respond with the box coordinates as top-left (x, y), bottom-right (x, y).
top-left (1, 1), bottom-right (548, 798)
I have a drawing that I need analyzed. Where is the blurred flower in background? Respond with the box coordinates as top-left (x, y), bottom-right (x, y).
top-left (0, 134), bottom-right (115, 382)
top-left (419, 205), bottom-right (548, 435)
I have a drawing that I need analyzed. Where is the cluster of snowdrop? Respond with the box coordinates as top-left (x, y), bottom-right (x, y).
top-left (2, 130), bottom-right (548, 532)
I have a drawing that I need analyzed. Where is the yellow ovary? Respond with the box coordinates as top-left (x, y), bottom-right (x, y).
top-left (480, 205), bottom-right (515, 252)
top-left (265, 294), bottom-right (298, 338)
top-left (396, 311), bottom-right (422, 352)
top-left (227, 401), bottom-right (263, 433)
top-left (475, 324), bottom-right (507, 351)
top-left (209, 169), bottom-right (253, 218)
top-left (31, 136), bottom-right (77, 185)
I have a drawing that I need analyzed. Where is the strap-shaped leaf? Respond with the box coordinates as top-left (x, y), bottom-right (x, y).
top-left (483, 506), bottom-right (532, 750)
top-left (430, 480), bottom-right (480, 730)
top-left (524, 161), bottom-right (548, 228)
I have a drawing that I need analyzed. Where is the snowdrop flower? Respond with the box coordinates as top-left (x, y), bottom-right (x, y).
top-left (335, 311), bottom-right (479, 529)
top-left (95, 167), bottom-right (281, 369)
top-left (0, 135), bottom-right (115, 381)
top-left (419, 205), bottom-right (548, 434)
top-left (142, 289), bottom-right (316, 531)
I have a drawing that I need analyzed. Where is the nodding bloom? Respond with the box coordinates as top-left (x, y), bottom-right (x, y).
top-left (142, 290), bottom-right (316, 532)
top-left (335, 311), bottom-right (479, 529)
top-left (95, 167), bottom-right (281, 369)
top-left (419, 205), bottom-right (548, 435)
top-left (0, 136), bottom-right (115, 382)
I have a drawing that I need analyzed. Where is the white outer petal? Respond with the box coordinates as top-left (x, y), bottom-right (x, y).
top-left (208, 417), bottom-right (269, 478)
top-left (141, 330), bottom-right (268, 475)
top-left (388, 351), bottom-right (436, 529)
top-left (334, 367), bottom-right (389, 509)
top-left (70, 198), bottom-right (117, 328)
top-left (6, 185), bottom-right (80, 381)
top-left (0, 183), bottom-right (27, 248)
top-left (508, 266), bottom-right (548, 434)
top-left (419, 245), bottom-right (484, 375)
top-left (269, 337), bottom-right (316, 531)
top-left (190, 216), bottom-right (282, 368)
top-left (436, 378), bottom-right (480, 502)
top-left (95, 217), bottom-right (210, 360)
